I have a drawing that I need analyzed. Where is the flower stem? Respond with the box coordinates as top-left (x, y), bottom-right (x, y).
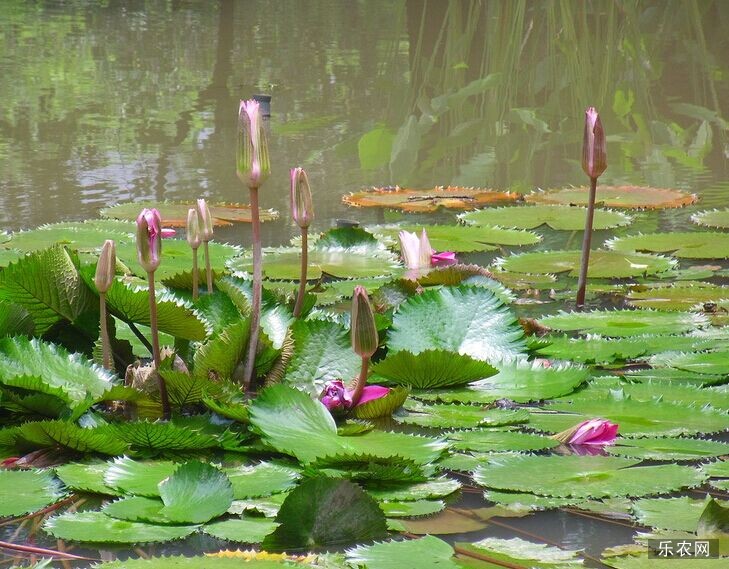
top-left (293, 227), bottom-right (308, 318)
top-left (350, 356), bottom-right (369, 406)
top-left (243, 186), bottom-right (262, 391)
top-left (192, 247), bottom-right (199, 300)
top-left (147, 271), bottom-right (170, 419)
top-left (203, 241), bottom-right (213, 293)
top-left (99, 293), bottom-right (112, 371)
top-left (575, 176), bottom-right (597, 309)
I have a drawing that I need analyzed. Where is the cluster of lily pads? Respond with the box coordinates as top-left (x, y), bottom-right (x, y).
top-left (2, 118), bottom-right (729, 566)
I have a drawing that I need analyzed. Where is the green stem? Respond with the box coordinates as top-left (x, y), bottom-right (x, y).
top-left (192, 247), bottom-right (199, 301)
top-left (99, 293), bottom-right (112, 371)
top-left (575, 176), bottom-right (597, 309)
top-left (148, 271), bottom-right (170, 419)
top-left (204, 241), bottom-right (213, 292)
top-left (243, 186), bottom-right (262, 391)
top-left (293, 227), bottom-right (308, 318)
top-left (349, 356), bottom-right (369, 406)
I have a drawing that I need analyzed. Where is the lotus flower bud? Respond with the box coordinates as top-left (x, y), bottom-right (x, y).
top-left (398, 230), bottom-right (421, 269)
top-left (581, 107), bottom-right (607, 179)
top-left (351, 285), bottom-right (378, 358)
top-left (186, 208), bottom-right (202, 250)
top-left (319, 380), bottom-right (353, 411)
top-left (290, 167), bottom-right (314, 229)
top-left (136, 208), bottom-right (162, 274)
top-left (237, 99), bottom-right (271, 189)
top-left (552, 418), bottom-right (618, 445)
top-left (94, 239), bottom-right (116, 294)
top-left (196, 199), bottom-right (214, 243)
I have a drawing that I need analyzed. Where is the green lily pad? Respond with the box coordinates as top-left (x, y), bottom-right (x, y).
top-left (622, 367), bottom-right (725, 387)
top-left (158, 461), bottom-right (234, 524)
top-left (201, 516), bottom-right (279, 543)
top-left (703, 461), bottom-right (729, 478)
top-left (397, 401), bottom-right (529, 429)
top-left (456, 537), bottom-right (583, 568)
top-left (372, 350), bottom-right (498, 389)
top-left (262, 477), bottom-right (387, 552)
top-left (496, 250), bottom-right (676, 278)
top-left (12, 420), bottom-right (129, 455)
top-left (540, 309), bottom-right (708, 337)
top-left (379, 500), bottom-right (446, 518)
top-left (365, 477), bottom-right (461, 501)
top-left (627, 282), bottom-right (729, 311)
top-left (348, 535), bottom-right (460, 569)
top-left (369, 223), bottom-right (540, 252)
top-left (387, 285), bottom-right (525, 363)
top-left (55, 462), bottom-right (119, 496)
top-left (633, 497), bottom-right (719, 532)
top-left (43, 511), bottom-right (198, 544)
top-left (102, 496), bottom-right (177, 525)
top-left (484, 490), bottom-right (579, 511)
top-left (607, 437), bottom-right (729, 461)
top-left (692, 208), bottom-right (729, 229)
top-left (473, 455), bottom-right (705, 498)
top-left (104, 457), bottom-right (178, 497)
top-left (0, 469), bottom-right (65, 517)
top-left (448, 429), bottom-right (558, 453)
top-left (525, 185), bottom-right (697, 209)
top-left (0, 301), bottom-right (34, 337)
top-left (100, 201), bottom-right (278, 226)
top-left (460, 204), bottom-right (632, 231)
top-left (343, 186), bottom-right (519, 212)
top-left (608, 232), bottom-right (729, 259)
top-left (1, 221), bottom-right (134, 255)
top-left (224, 462), bottom-right (300, 499)
top-left (651, 350), bottom-right (729, 376)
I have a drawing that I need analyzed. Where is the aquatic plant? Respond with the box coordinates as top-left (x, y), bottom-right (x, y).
top-left (237, 99), bottom-right (270, 390)
top-left (290, 167), bottom-right (313, 317)
top-left (196, 198), bottom-right (214, 293)
top-left (552, 418), bottom-right (619, 445)
top-left (348, 285), bottom-right (382, 406)
top-left (135, 207), bottom-right (170, 419)
top-left (94, 239), bottom-right (116, 371)
top-left (398, 228), bottom-right (456, 270)
top-left (575, 107), bottom-right (607, 308)
top-left (185, 208), bottom-right (202, 300)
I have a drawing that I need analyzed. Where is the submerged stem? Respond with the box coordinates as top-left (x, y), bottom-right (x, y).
top-left (99, 293), bottom-right (112, 371)
top-left (203, 241), bottom-right (213, 293)
top-left (575, 176), bottom-right (597, 309)
top-left (192, 247), bottom-right (199, 300)
top-left (349, 356), bottom-right (370, 406)
top-left (293, 227), bottom-right (308, 317)
top-left (243, 186), bottom-right (262, 391)
top-left (147, 271), bottom-right (170, 419)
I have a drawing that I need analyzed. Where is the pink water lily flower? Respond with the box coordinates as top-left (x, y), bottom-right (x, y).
top-left (398, 229), bottom-right (456, 269)
top-left (319, 380), bottom-right (390, 412)
top-left (161, 228), bottom-right (176, 238)
top-left (568, 418), bottom-right (618, 445)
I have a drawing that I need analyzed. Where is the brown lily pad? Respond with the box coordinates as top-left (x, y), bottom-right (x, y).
top-left (101, 201), bottom-right (279, 227)
top-left (525, 185), bottom-right (698, 209)
top-left (343, 186), bottom-right (520, 212)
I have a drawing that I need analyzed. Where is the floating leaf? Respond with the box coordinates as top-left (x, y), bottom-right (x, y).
top-left (282, 319), bottom-right (360, 397)
top-left (365, 477), bottom-right (461, 501)
top-left (106, 421), bottom-right (221, 453)
top-left (156, 462), bottom-right (233, 525)
top-left (388, 285), bottom-right (525, 362)
top-left (633, 497), bottom-right (717, 532)
top-left (653, 350), bottom-right (729, 376)
top-left (370, 223), bottom-right (540, 252)
top-left (262, 478), bottom-right (387, 551)
top-left (202, 516), bottom-right (279, 544)
top-left (397, 401), bottom-right (528, 429)
top-left (104, 457), bottom-right (178, 497)
top-left (457, 537), bottom-right (583, 568)
top-left (0, 469), bottom-right (65, 517)
top-left (540, 309), bottom-right (707, 337)
top-left (474, 455), bottom-right (705, 498)
top-left (347, 535), bottom-right (459, 569)
top-left (608, 232), bottom-right (729, 259)
top-left (101, 201), bottom-right (278, 226)
top-left (380, 500), bottom-right (445, 518)
top-left (43, 511), bottom-right (197, 543)
top-left (224, 462), bottom-right (300, 500)
top-left (55, 462), bottom-right (118, 496)
top-left (102, 496), bottom-right (176, 525)
top-left (13, 420), bottom-right (128, 455)
top-left (627, 282), bottom-right (729, 311)
top-left (525, 186), bottom-right (697, 209)
top-left (460, 204), bottom-right (632, 231)
top-left (497, 250), bottom-right (676, 278)
top-left (607, 438), bottom-right (729, 461)
top-left (372, 350), bottom-right (498, 389)
top-left (344, 186), bottom-right (519, 212)
top-left (448, 429), bottom-right (558, 453)
top-left (692, 208), bottom-right (729, 229)
top-left (0, 301), bottom-right (34, 337)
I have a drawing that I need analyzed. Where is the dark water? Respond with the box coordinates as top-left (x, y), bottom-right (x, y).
top-left (1, 0), bottom-right (729, 565)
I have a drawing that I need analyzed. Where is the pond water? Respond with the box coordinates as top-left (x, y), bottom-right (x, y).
top-left (1, 0), bottom-right (729, 567)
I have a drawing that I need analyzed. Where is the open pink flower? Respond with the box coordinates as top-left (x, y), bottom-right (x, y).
top-left (319, 380), bottom-right (389, 412)
top-left (568, 418), bottom-right (618, 445)
top-left (398, 229), bottom-right (456, 269)
top-left (161, 228), bottom-right (176, 238)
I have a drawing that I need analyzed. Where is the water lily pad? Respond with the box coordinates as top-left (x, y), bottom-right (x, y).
top-left (101, 201), bottom-right (278, 226)
top-left (607, 232), bottom-right (729, 259)
top-left (460, 204), bottom-right (632, 231)
top-left (262, 477), bottom-right (387, 551)
top-left (627, 282), bottom-right (729, 311)
top-left (343, 186), bottom-right (520, 212)
top-left (380, 500), bottom-right (445, 518)
top-left (348, 535), bottom-right (460, 569)
top-left (473, 455), bottom-right (705, 498)
top-left (159, 461), bottom-right (234, 524)
top-left (104, 457), bottom-right (178, 497)
top-left (496, 250), bottom-right (676, 278)
top-left (691, 208), bottom-right (729, 229)
top-left (633, 497), bottom-right (719, 532)
top-left (540, 309), bottom-right (708, 337)
top-left (484, 490), bottom-right (579, 511)
top-left (224, 462), bottom-right (300, 499)
top-left (366, 477), bottom-right (461, 501)
top-left (606, 437), bottom-right (729, 461)
top-left (102, 496), bottom-right (177, 524)
top-left (55, 462), bottom-right (118, 496)
top-left (202, 516), bottom-right (279, 543)
top-left (448, 430), bottom-right (558, 453)
top-left (457, 537), bottom-right (583, 568)
top-left (525, 186), bottom-right (697, 209)
top-left (370, 223), bottom-right (540, 252)
top-left (652, 350), bottom-right (729, 376)
top-left (387, 285), bottom-right (526, 363)
top-left (43, 511), bottom-right (198, 543)
top-left (93, 555), bottom-right (305, 568)
top-left (12, 420), bottom-right (129, 455)
top-left (0, 469), bottom-right (65, 517)
top-left (397, 401), bottom-right (529, 429)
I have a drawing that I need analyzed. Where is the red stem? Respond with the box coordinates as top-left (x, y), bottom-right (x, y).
top-left (293, 227), bottom-right (308, 318)
top-left (147, 272), bottom-right (170, 419)
top-left (0, 540), bottom-right (94, 561)
top-left (575, 176), bottom-right (597, 309)
top-left (350, 357), bottom-right (369, 406)
top-left (243, 186), bottom-right (262, 391)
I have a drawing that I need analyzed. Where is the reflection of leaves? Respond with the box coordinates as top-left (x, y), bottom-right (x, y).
top-left (358, 125), bottom-right (395, 170)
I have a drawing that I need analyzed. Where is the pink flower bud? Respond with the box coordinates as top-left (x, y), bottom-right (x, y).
top-left (196, 198), bottom-right (214, 242)
top-left (351, 285), bottom-right (378, 359)
top-left (94, 239), bottom-right (116, 294)
top-left (136, 208), bottom-right (162, 274)
top-left (186, 208), bottom-right (201, 250)
top-left (582, 107), bottom-right (607, 179)
top-left (237, 99), bottom-right (271, 189)
top-left (290, 167), bottom-right (314, 229)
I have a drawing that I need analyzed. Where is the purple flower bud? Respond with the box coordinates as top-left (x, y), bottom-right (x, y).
top-left (290, 167), bottom-right (314, 229)
top-left (237, 100), bottom-right (271, 189)
top-left (136, 208), bottom-right (162, 274)
top-left (582, 107), bottom-right (607, 179)
top-left (319, 380), bottom-right (353, 411)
